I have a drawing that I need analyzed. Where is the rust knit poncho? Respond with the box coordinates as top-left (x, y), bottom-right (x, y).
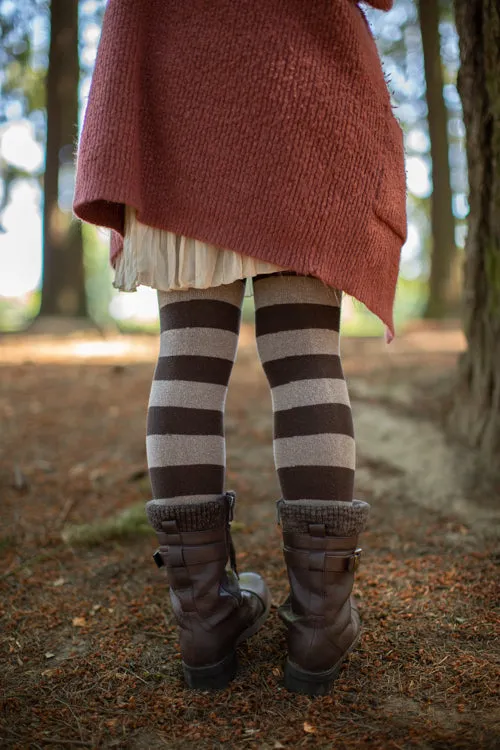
top-left (73, 0), bottom-right (407, 336)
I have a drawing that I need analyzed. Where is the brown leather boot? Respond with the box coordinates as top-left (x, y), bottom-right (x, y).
top-left (146, 491), bottom-right (270, 690)
top-left (277, 498), bottom-right (370, 696)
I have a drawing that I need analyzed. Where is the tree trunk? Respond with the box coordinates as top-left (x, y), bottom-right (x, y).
top-left (419, 0), bottom-right (457, 319)
top-left (39, 0), bottom-right (87, 318)
top-left (450, 0), bottom-right (500, 462)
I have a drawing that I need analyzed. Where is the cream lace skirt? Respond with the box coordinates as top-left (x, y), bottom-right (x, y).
top-left (113, 206), bottom-right (288, 297)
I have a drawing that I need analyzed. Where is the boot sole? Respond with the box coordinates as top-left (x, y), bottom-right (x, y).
top-left (182, 597), bottom-right (271, 691)
top-left (183, 649), bottom-right (238, 690)
top-left (284, 631), bottom-right (361, 697)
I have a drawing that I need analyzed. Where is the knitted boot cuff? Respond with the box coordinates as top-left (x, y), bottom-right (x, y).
top-left (145, 494), bottom-right (231, 533)
top-left (277, 499), bottom-right (370, 536)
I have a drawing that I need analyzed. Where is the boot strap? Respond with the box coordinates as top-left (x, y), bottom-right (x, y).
top-left (283, 531), bottom-right (358, 550)
top-left (153, 516), bottom-right (238, 576)
top-left (157, 523), bottom-right (226, 546)
top-left (153, 539), bottom-right (228, 567)
top-left (284, 547), bottom-right (362, 573)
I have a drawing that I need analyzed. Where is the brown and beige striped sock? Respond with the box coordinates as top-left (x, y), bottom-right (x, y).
top-left (146, 280), bottom-right (245, 505)
top-left (253, 272), bottom-right (355, 503)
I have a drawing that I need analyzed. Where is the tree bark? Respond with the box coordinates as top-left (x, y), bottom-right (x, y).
top-left (419, 0), bottom-right (457, 319)
top-left (451, 0), bottom-right (500, 462)
top-left (39, 0), bottom-right (87, 318)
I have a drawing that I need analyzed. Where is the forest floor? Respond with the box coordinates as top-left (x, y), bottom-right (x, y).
top-left (0, 322), bottom-right (499, 749)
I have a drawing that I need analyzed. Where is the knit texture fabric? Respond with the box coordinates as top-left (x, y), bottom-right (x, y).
top-left (278, 499), bottom-right (371, 537)
top-left (253, 273), bottom-right (355, 503)
top-left (365, 1), bottom-right (393, 9)
top-left (146, 494), bottom-right (231, 533)
top-left (73, 0), bottom-right (407, 337)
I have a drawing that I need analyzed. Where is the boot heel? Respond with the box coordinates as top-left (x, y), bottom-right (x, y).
top-left (183, 650), bottom-right (238, 690)
top-left (284, 659), bottom-right (341, 696)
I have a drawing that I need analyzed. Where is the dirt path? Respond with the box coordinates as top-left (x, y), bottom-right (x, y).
top-left (0, 327), bottom-right (498, 749)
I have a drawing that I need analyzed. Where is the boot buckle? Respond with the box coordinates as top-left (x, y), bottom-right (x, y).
top-left (348, 548), bottom-right (362, 572)
top-left (153, 549), bottom-right (165, 568)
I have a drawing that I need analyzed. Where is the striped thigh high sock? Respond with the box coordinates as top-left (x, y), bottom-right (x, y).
top-left (146, 280), bottom-right (245, 502)
top-left (253, 272), bottom-right (355, 503)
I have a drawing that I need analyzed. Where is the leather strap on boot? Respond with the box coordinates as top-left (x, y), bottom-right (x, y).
top-left (283, 528), bottom-right (363, 574)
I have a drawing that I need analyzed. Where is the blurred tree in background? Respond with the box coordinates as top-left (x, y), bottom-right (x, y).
top-left (418, 0), bottom-right (457, 318)
top-left (0, 0), bottom-right (108, 328)
top-left (39, 0), bottom-right (86, 319)
top-left (366, 0), bottom-right (466, 320)
top-left (451, 0), bottom-right (500, 461)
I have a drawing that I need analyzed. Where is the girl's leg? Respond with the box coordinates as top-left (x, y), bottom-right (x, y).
top-left (252, 272), bottom-right (355, 503)
top-left (145, 279), bottom-right (270, 690)
top-left (253, 271), bottom-right (368, 696)
top-left (146, 279), bottom-right (245, 502)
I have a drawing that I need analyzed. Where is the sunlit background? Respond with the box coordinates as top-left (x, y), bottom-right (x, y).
top-left (0, 0), bottom-right (468, 332)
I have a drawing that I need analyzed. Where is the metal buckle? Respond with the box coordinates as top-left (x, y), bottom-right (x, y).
top-left (348, 548), bottom-right (362, 572)
top-left (153, 549), bottom-right (165, 568)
